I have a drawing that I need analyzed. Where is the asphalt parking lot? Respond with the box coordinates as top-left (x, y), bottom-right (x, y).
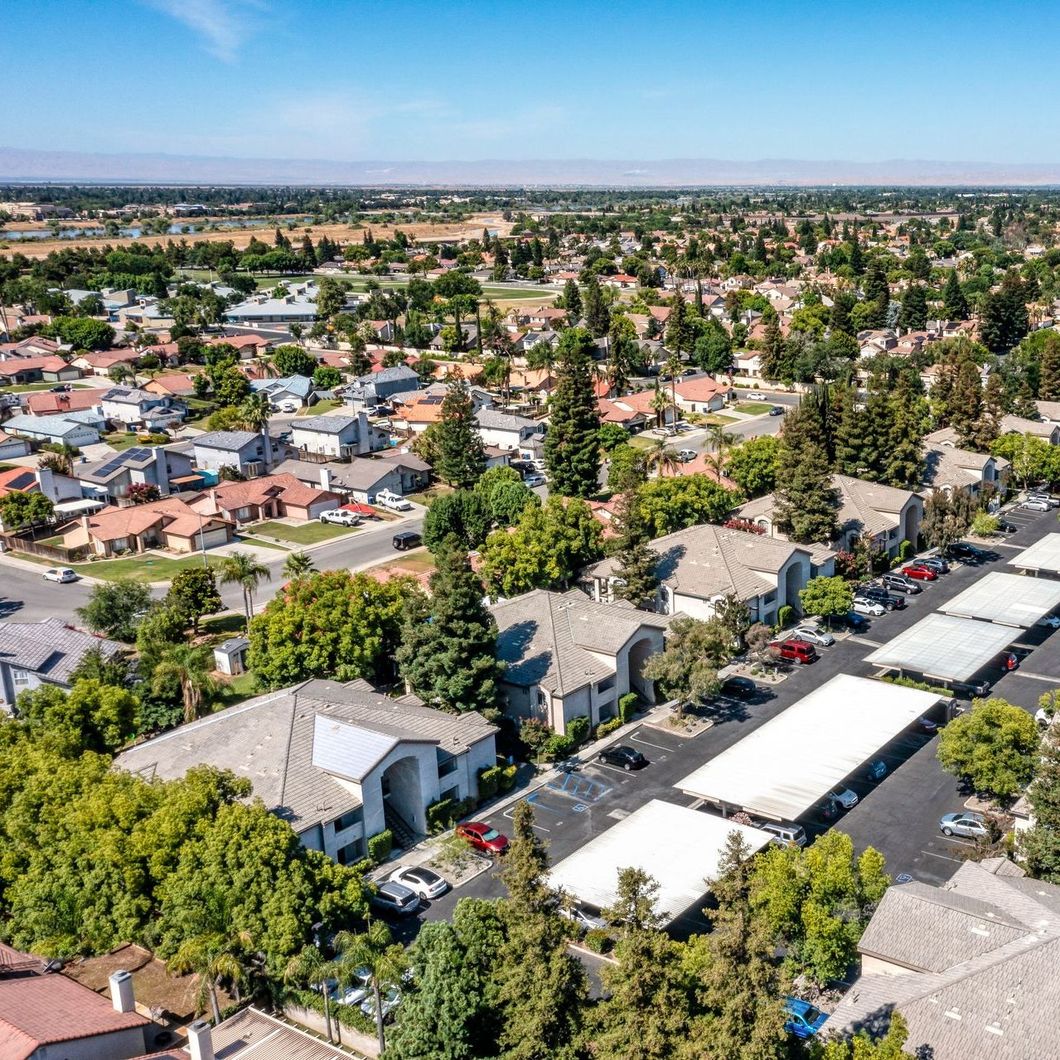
top-left (385, 503), bottom-right (1060, 934)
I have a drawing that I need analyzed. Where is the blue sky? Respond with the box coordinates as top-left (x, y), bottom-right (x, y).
top-left (7, 0), bottom-right (1060, 162)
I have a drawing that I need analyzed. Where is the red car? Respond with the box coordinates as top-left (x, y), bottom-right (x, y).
top-left (456, 821), bottom-right (510, 855)
top-left (769, 639), bottom-right (817, 665)
top-left (902, 563), bottom-right (938, 581)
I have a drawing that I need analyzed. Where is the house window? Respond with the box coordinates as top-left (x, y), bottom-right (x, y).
top-left (334, 807), bottom-right (363, 833)
top-left (440, 785), bottom-right (461, 803)
top-left (11, 669), bottom-right (30, 687)
top-left (535, 688), bottom-right (549, 708)
top-left (597, 676), bottom-right (615, 694)
top-left (236, 506), bottom-right (252, 521)
top-left (336, 838), bottom-right (365, 865)
top-left (438, 754), bottom-right (459, 778)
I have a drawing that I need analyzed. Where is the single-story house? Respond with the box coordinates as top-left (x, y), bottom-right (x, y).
top-left (70, 348), bottom-right (141, 377)
top-left (115, 678), bottom-right (498, 858)
top-left (586, 522), bottom-right (827, 627)
top-left (0, 354), bottom-right (79, 385)
top-left (61, 497), bottom-right (233, 557)
top-left (0, 430), bottom-right (31, 460)
top-left (189, 473), bottom-right (340, 525)
top-left (24, 389), bottom-right (103, 417)
top-left (0, 617), bottom-right (125, 712)
top-left (671, 375), bottom-right (731, 414)
top-left (492, 589), bottom-right (671, 735)
top-left (142, 373), bottom-right (199, 398)
top-left (192, 430), bottom-right (273, 477)
top-left (598, 388), bottom-right (677, 431)
top-left (224, 289), bottom-right (318, 325)
top-left (4, 411), bottom-right (103, 448)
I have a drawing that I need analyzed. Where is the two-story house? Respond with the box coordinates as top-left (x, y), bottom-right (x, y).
top-left (474, 407), bottom-right (546, 452)
top-left (99, 386), bottom-right (181, 430)
top-left (115, 678), bottom-right (498, 858)
top-left (289, 413), bottom-right (383, 460)
top-left (492, 589), bottom-right (671, 735)
top-left (921, 428), bottom-right (1011, 498)
top-left (344, 365), bottom-right (421, 410)
top-left (74, 445), bottom-right (199, 504)
top-left (192, 430), bottom-right (273, 477)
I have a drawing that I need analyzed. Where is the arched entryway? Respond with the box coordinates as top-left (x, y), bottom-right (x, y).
top-left (380, 755), bottom-right (425, 836)
top-left (627, 636), bottom-right (657, 703)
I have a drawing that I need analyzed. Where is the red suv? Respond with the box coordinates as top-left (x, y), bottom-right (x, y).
top-left (770, 640), bottom-right (817, 665)
top-left (456, 821), bottom-right (510, 855)
top-left (902, 563), bottom-right (938, 581)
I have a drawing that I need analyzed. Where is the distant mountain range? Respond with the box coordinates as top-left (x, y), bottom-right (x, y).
top-left (3, 146), bottom-right (1060, 187)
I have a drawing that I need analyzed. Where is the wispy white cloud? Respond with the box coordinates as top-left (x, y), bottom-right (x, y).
top-left (145, 0), bottom-right (261, 62)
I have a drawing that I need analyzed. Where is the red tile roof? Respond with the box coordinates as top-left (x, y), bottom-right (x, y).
top-left (0, 467), bottom-right (39, 496)
top-left (25, 389), bottom-right (102, 415)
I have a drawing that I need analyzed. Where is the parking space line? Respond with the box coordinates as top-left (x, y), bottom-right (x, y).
top-left (1008, 671), bottom-right (1059, 683)
top-left (504, 806), bottom-right (550, 831)
top-left (920, 849), bottom-right (962, 863)
top-left (631, 733), bottom-right (679, 753)
top-left (588, 761), bottom-right (638, 777)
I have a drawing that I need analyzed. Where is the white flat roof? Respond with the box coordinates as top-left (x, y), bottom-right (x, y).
top-left (941, 571), bottom-right (1060, 628)
top-left (864, 613), bottom-right (1018, 682)
top-left (1009, 534), bottom-right (1060, 575)
top-left (546, 799), bottom-right (773, 923)
top-left (675, 675), bottom-right (939, 822)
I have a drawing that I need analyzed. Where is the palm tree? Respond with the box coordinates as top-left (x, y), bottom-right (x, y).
top-left (168, 929), bottom-right (253, 1025)
top-left (649, 385), bottom-right (670, 430)
top-left (644, 439), bottom-right (681, 478)
top-left (38, 443), bottom-right (77, 477)
top-left (282, 551), bottom-right (315, 579)
top-left (284, 944), bottom-right (335, 1044)
top-left (330, 922), bottom-right (406, 1054)
top-left (236, 392), bottom-right (273, 469)
top-left (152, 643), bottom-right (216, 723)
top-left (220, 551), bottom-right (272, 629)
top-left (663, 354), bottom-right (683, 428)
top-left (706, 423), bottom-right (738, 479)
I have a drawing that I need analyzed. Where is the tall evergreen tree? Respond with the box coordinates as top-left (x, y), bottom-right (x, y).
top-left (1019, 706), bottom-right (1060, 882)
top-left (980, 271), bottom-right (1030, 355)
top-left (973, 369), bottom-right (1007, 451)
top-left (665, 293), bottom-right (692, 359)
top-left (396, 537), bottom-right (503, 714)
top-left (759, 312), bottom-right (785, 381)
top-left (613, 490), bottom-right (659, 610)
top-left (898, 282), bottom-right (928, 330)
top-left (435, 375), bottom-right (487, 488)
top-left (942, 269), bottom-right (969, 319)
top-left (862, 259), bottom-right (890, 327)
top-left (884, 370), bottom-right (929, 489)
top-left (544, 328), bottom-right (602, 499)
top-left (949, 355), bottom-right (985, 449)
top-left (1039, 333), bottom-right (1060, 401)
top-left (582, 276), bottom-right (610, 337)
top-left (561, 278), bottom-right (582, 324)
top-left (774, 407), bottom-right (839, 544)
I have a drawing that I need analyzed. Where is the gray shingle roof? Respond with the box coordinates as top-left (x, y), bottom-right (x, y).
top-left (492, 589), bottom-right (670, 696)
top-left (291, 415), bottom-right (358, 435)
top-left (115, 679), bottom-right (496, 834)
top-left (193, 430), bottom-right (260, 451)
top-left (0, 618), bottom-right (124, 686)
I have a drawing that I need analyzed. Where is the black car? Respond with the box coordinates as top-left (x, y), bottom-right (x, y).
top-left (857, 585), bottom-right (907, 610)
top-left (946, 542), bottom-right (985, 563)
top-left (598, 744), bottom-right (647, 771)
top-left (996, 519), bottom-right (1019, 535)
top-left (49, 383), bottom-right (72, 393)
top-left (842, 611), bottom-right (870, 632)
top-left (720, 676), bottom-right (758, 699)
top-left (392, 531), bottom-right (423, 551)
top-left (881, 572), bottom-right (922, 595)
top-left (768, 405), bottom-right (784, 416)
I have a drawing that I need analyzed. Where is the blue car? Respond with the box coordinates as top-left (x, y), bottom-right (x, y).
top-left (784, 996), bottom-right (828, 1039)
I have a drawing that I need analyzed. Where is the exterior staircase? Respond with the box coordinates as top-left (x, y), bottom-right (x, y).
top-left (383, 801), bottom-right (422, 851)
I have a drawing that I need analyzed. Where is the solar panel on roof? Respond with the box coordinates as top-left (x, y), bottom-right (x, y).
top-left (125, 447), bottom-right (152, 462)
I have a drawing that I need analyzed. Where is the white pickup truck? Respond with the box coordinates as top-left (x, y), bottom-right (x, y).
top-left (375, 489), bottom-right (413, 512)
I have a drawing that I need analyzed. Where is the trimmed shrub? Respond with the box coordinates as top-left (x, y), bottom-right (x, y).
top-left (880, 674), bottom-right (954, 697)
top-left (426, 797), bottom-right (473, 833)
top-left (897, 539), bottom-right (914, 562)
top-left (596, 717), bottom-right (623, 738)
top-left (477, 764), bottom-right (503, 800)
top-left (566, 715), bottom-right (590, 746)
top-left (777, 604), bottom-right (795, 629)
top-left (618, 692), bottom-right (638, 724)
top-left (582, 928), bottom-right (612, 953)
top-left (542, 733), bottom-right (575, 761)
top-left (497, 763), bottom-right (518, 792)
top-left (367, 829), bottom-right (393, 863)
top-left (519, 717), bottom-right (551, 755)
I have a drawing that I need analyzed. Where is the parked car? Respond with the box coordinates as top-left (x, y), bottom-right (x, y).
top-left (1038, 614), bottom-right (1060, 629)
top-left (917, 556), bottom-right (950, 575)
top-left (857, 585), bottom-right (906, 610)
top-left (852, 597), bottom-right (886, 617)
top-left (842, 611), bottom-right (870, 632)
top-left (338, 969), bottom-right (371, 1007)
top-left (783, 997), bottom-right (828, 1039)
top-left (828, 786), bottom-right (859, 810)
top-left (376, 489), bottom-right (413, 511)
top-left (42, 567), bottom-right (79, 583)
top-left (361, 986), bottom-right (402, 1020)
top-left (866, 759), bottom-right (887, 781)
top-left (1027, 492), bottom-right (1059, 508)
top-left (788, 625), bottom-right (835, 647)
top-left (999, 650), bottom-right (1019, 672)
top-left (678, 449), bottom-right (696, 462)
top-left (917, 716), bottom-right (940, 735)
top-left (951, 678), bottom-right (990, 698)
top-left (319, 508), bottom-right (362, 527)
top-left (559, 904), bottom-right (607, 933)
top-left (455, 821), bottom-right (510, 855)
top-left (523, 472), bottom-right (546, 487)
top-left (746, 390), bottom-right (767, 400)
top-left (392, 530), bottom-right (423, 551)
top-left (598, 744), bottom-right (648, 770)
top-left (279, 401), bottom-right (299, 413)
top-left (719, 675), bottom-right (759, 699)
top-left (759, 821), bottom-right (808, 847)
top-left (1021, 498), bottom-right (1051, 512)
top-left (49, 383), bottom-right (72, 393)
top-left (769, 639), bottom-right (817, 665)
top-left (881, 572), bottom-right (922, 594)
top-left (388, 865), bottom-right (449, 900)
top-left (768, 405), bottom-right (784, 416)
top-left (946, 542), bottom-right (986, 563)
top-left (939, 811), bottom-right (989, 839)
top-left (995, 519), bottom-right (1019, 534)
top-left (902, 563), bottom-right (938, 581)
top-left (370, 881), bottom-right (422, 917)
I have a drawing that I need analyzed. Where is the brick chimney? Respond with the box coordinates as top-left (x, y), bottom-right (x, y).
top-left (187, 1019), bottom-right (215, 1060)
top-left (109, 969), bottom-right (135, 1013)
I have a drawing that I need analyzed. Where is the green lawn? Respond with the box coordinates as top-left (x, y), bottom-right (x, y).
top-left (46, 553), bottom-right (228, 583)
top-left (733, 401), bottom-right (776, 415)
top-left (200, 612), bottom-right (247, 637)
top-left (629, 435), bottom-right (663, 450)
top-left (299, 398), bottom-right (343, 415)
top-left (102, 432), bottom-right (151, 451)
top-left (407, 484), bottom-right (454, 506)
top-left (698, 413), bottom-right (738, 426)
top-left (246, 519), bottom-right (357, 545)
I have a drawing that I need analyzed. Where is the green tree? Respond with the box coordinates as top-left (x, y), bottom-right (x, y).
top-left (248, 570), bottom-right (418, 688)
top-left (607, 443), bottom-right (648, 495)
top-left (271, 343), bottom-right (317, 376)
top-left (0, 491), bottom-right (54, 530)
top-left (724, 435), bottom-right (779, 498)
top-left (980, 271), bottom-right (1029, 356)
top-left (282, 550), bottom-right (316, 579)
top-left (435, 375), bottom-right (487, 489)
top-left (773, 409), bottom-right (839, 545)
top-left (1018, 701), bottom-right (1060, 882)
top-left (165, 567), bottom-right (222, 633)
top-left (151, 643), bottom-right (217, 724)
top-left (479, 497), bottom-right (603, 598)
top-left (582, 275), bottom-right (610, 337)
top-left (473, 465), bottom-right (538, 527)
top-left (76, 579), bottom-right (153, 643)
top-left (396, 538), bottom-right (504, 714)
top-left (423, 489), bottom-right (491, 551)
top-left (16, 678), bottom-right (140, 755)
top-left (544, 328), bottom-right (601, 499)
top-left (809, 1014), bottom-right (909, 1059)
top-left (897, 282), bottom-right (928, 330)
top-left (219, 551), bottom-right (271, 630)
top-left (751, 831), bottom-right (889, 985)
top-left (642, 616), bottom-right (731, 704)
top-left (637, 474), bottom-right (741, 537)
top-left (560, 278), bottom-right (582, 325)
top-left (937, 698), bottom-right (1040, 799)
top-left (167, 927), bottom-right (253, 1024)
top-left (799, 576), bottom-right (854, 625)
top-left (942, 269), bottom-right (969, 320)
top-left (612, 490), bottom-right (659, 610)
top-left (884, 370), bottom-right (929, 489)
top-left (331, 922), bottom-right (407, 1053)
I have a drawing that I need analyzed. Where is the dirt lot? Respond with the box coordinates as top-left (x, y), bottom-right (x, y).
top-left (0, 213), bottom-right (515, 259)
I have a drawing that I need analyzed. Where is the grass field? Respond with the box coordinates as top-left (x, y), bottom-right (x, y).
top-left (364, 551), bottom-right (436, 577)
top-left (733, 401), bottom-right (776, 415)
top-left (698, 413), bottom-right (738, 426)
top-left (299, 398), bottom-right (343, 415)
top-left (3, 382), bottom-right (92, 393)
top-left (20, 552), bottom-right (229, 583)
top-left (102, 432), bottom-right (155, 451)
top-left (247, 519), bottom-right (357, 545)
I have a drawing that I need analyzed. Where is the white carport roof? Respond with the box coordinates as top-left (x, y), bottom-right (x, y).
top-left (675, 675), bottom-right (939, 822)
top-left (941, 571), bottom-right (1060, 628)
top-left (546, 799), bottom-right (772, 923)
top-left (1008, 534), bottom-right (1060, 575)
top-left (864, 613), bottom-right (1018, 682)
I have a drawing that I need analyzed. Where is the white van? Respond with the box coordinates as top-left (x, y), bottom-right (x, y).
top-left (759, 821), bottom-right (807, 847)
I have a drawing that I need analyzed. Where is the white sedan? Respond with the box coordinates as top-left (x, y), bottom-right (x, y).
top-left (788, 626), bottom-right (835, 647)
top-left (852, 597), bottom-right (886, 617)
top-left (388, 865), bottom-right (449, 900)
top-left (828, 786), bottom-right (859, 810)
top-left (43, 567), bottom-right (79, 583)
